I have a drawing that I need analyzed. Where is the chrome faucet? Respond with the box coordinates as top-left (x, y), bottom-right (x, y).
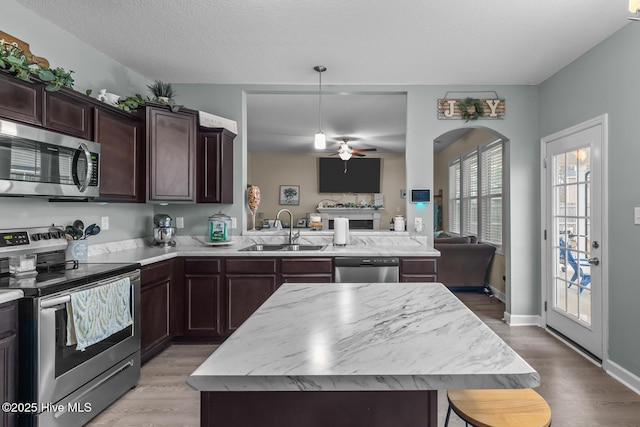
top-left (276, 208), bottom-right (300, 245)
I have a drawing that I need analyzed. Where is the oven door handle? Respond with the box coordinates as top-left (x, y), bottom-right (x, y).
top-left (41, 295), bottom-right (71, 309)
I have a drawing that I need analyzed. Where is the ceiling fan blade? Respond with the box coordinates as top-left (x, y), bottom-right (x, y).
top-left (351, 148), bottom-right (377, 153)
top-left (353, 153), bottom-right (366, 157)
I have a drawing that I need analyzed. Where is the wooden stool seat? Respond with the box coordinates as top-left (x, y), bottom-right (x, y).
top-left (446, 389), bottom-right (551, 427)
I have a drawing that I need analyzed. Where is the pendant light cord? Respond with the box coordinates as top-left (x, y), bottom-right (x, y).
top-left (318, 67), bottom-right (323, 132)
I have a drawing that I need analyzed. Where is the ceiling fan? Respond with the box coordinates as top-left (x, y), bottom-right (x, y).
top-left (330, 138), bottom-right (377, 161)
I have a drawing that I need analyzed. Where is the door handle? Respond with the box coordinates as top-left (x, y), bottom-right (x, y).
top-left (588, 257), bottom-right (600, 266)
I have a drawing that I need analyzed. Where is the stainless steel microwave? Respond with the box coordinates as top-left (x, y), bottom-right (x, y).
top-left (0, 119), bottom-right (100, 199)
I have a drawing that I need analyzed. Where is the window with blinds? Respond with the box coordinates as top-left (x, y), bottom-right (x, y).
top-left (480, 141), bottom-right (503, 245)
top-left (461, 151), bottom-right (478, 236)
top-left (447, 138), bottom-right (503, 247)
top-left (448, 160), bottom-right (461, 234)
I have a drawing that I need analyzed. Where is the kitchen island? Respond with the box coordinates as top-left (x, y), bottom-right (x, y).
top-left (187, 282), bottom-right (539, 427)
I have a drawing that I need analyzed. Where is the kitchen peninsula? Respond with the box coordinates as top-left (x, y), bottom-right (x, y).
top-left (187, 282), bottom-right (539, 427)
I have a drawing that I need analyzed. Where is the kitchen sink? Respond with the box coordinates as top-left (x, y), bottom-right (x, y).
top-left (239, 244), bottom-right (326, 252)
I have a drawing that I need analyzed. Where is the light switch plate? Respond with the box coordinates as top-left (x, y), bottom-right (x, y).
top-left (176, 217), bottom-right (185, 228)
top-left (101, 216), bottom-right (109, 231)
top-left (231, 217), bottom-right (237, 229)
top-left (414, 217), bottom-right (423, 232)
top-left (635, 207), bottom-right (640, 225)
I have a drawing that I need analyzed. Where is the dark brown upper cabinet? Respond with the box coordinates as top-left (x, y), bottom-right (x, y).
top-left (145, 106), bottom-right (197, 202)
top-left (43, 89), bottom-right (92, 140)
top-left (197, 128), bottom-right (235, 203)
top-left (0, 72), bottom-right (43, 125)
top-left (94, 106), bottom-right (144, 202)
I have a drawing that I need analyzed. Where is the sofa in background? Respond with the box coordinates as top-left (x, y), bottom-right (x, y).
top-left (434, 234), bottom-right (496, 290)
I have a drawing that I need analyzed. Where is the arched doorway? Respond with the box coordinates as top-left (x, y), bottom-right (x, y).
top-left (433, 126), bottom-right (509, 301)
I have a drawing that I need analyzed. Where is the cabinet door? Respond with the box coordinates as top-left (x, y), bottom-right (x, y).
top-left (226, 275), bottom-right (276, 332)
top-left (0, 301), bottom-right (17, 427)
top-left (141, 261), bottom-right (173, 362)
top-left (184, 258), bottom-right (223, 336)
top-left (185, 275), bottom-right (223, 336)
top-left (44, 90), bottom-right (92, 139)
top-left (147, 107), bottom-right (196, 201)
top-left (95, 107), bottom-right (144, 202)
top-left (197, 128), bottom-right (235, 203)
top-left (0, 72), bottom-right (43, 125)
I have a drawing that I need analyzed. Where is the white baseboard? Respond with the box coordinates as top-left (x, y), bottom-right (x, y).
top-left (489, 285), bottom-right (506, 302)
top-left (606, 359), bottom-right (640, 396)
top-left (503, 311), bottom-right (542, 326)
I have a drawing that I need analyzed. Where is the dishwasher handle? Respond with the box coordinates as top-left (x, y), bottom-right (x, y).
top-left (334, 256), bottom-right (399, 267)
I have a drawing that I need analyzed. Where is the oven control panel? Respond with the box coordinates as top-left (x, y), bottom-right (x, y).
top-left (0, 231), bottom-right (30, 247)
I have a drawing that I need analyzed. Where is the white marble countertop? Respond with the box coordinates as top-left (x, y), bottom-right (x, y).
top-left (187, 282), bottom-right (539, 392)
top-left (86, 232), bottom-right (439, 266)
top-left (0, 289), bottom-right (24, 304)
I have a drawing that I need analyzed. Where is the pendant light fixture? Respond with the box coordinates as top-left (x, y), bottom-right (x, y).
top-left (314, 65), bottom-right (327, 149)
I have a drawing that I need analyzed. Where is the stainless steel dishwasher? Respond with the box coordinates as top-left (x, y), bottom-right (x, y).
top-left (334, 256), bottom-right (400, 283)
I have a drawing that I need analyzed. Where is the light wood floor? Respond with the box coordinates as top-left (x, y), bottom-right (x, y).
top-left (88, 292), bottom-right (640, 426)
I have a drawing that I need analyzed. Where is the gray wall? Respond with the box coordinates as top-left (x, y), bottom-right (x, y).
top-left (539, 23), bottom-right (640, 378)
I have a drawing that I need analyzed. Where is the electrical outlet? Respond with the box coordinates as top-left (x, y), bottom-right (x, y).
top-left (101, 216), bottom-right (109, 231)
top-left (176, 217), bottom-right (185, 228)
top-left (414, 217), bottom-right (423, 232)
top-left (231, 217), bottom-right (237, 229)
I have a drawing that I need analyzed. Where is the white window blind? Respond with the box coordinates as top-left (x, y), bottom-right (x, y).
top-left (480, 141), bottom-right (503, 245)
top-left (448, 160), bottom-right (460, 234)
top-left (446, 138), bottom-right (503, 246)
top-left (461, 151), bottom-right (478, 236)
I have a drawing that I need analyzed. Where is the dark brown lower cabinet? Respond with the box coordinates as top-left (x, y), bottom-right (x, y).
top-left (184, 258), bottom-right (224, 337)
top-left (280, 257), bottom-right (333, 284)
top-left (399, 257), bottom-right (438, 282)
top-left (0, 301), bottom-right (18, 427)
top-left (141, 260), bottom-right (174, 363)
top-left (225, 258), bottom-right (277, 333)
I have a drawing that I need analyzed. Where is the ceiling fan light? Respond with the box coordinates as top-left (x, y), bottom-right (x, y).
top-left (314, 132), bottom-right (326, 149)
top-left (339, 151), bottom-right (352, 161)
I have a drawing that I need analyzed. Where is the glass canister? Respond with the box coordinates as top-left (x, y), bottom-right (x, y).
top-left (208, 213), bottom-right (232, 242)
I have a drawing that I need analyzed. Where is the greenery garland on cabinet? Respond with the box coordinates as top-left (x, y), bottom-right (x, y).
top-left (0, 39), bottom-right (74, 91)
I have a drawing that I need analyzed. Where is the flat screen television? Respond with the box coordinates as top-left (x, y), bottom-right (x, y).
top-left (318, 158), bottom-right (381, 193)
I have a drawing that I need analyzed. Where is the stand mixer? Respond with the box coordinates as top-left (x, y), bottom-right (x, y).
top-left (152, 214), bottom-right (176, 247)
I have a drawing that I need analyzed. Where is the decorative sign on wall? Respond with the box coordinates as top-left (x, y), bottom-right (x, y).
top-left (437, 97), bottom-right (506, 121)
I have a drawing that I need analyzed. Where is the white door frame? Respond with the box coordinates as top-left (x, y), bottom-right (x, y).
top-left (540, 114), bottom-right (609, 367)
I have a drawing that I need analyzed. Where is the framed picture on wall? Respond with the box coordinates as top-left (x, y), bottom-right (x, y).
top-left (279, 185), bottom-right (300, 205)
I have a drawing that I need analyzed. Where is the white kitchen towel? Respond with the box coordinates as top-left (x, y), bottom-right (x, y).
top-left (333, 217), bottom-right (349, 245)
top-left (66, 277), bottom-right (132, 351)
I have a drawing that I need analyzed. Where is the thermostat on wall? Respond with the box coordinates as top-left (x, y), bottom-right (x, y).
top-left (411, 189), bottom-right (431, 203)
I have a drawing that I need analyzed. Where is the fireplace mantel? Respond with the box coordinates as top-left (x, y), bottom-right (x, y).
top-left (317, 208), bottom-right (383, 230)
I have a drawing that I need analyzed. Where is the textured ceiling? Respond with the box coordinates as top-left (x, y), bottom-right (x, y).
top-left (13, 0), bottom-right (631, 152)
top-left (14, 0), bottom-right (630, 85)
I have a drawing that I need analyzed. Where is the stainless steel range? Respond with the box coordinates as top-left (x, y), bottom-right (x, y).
top-left (0, 226), bottom-right (141, 427)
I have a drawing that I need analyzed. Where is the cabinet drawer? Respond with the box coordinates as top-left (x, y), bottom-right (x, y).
top-left (141, 260), bottom-right (174, 286)
top-left (226, 258), bottom-right (277, 274)
top-left (400, 274), bottom-right (438, 283)
top-left (184, 258), bottom-right (222, 275)
top-left (281, 258), bottom-right (333, 274)
top-left (0, 301), bottom-right (17, 337)
top-left (400, 258), bottom-right (438, 275)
